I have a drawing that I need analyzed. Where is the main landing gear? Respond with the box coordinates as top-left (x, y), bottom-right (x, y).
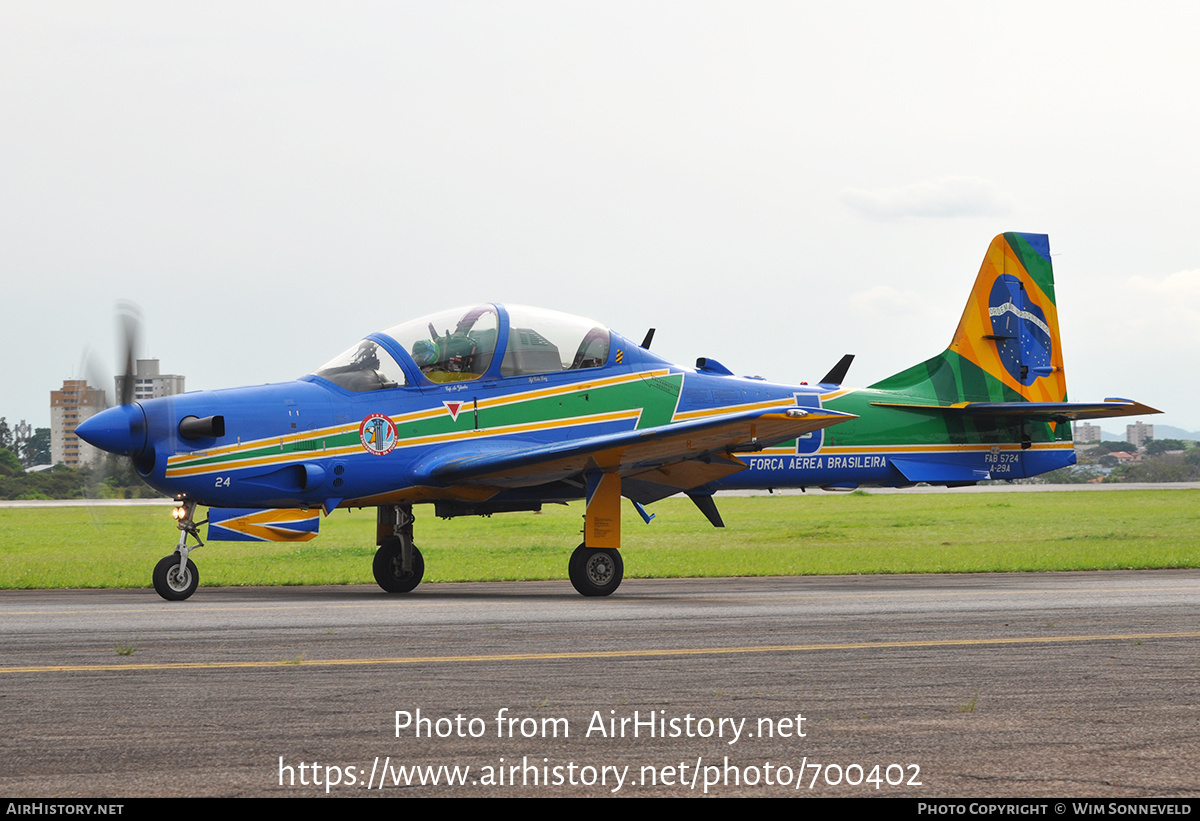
top-left (373, 489), bottom-right (628, 598)
top-left (567, 471), bottom-right (626, 597)
top-left (153, 498), bottom-right (205, 601)
top-left (568, 544), bottom-right (623, 597)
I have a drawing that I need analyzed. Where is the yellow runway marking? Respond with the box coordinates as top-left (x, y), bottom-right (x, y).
top-left (4, 631), bottom-right (1198, 674)
top-left (4, 583), bottom-right (1199, 616)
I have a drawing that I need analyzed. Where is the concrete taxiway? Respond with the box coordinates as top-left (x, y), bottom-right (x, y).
top-left (2, 570), bottom-right (1198, 797)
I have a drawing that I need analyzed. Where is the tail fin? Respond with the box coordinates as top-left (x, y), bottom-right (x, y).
top-left (833, 232), bottom-right (1157, 482)
top-left (869, 232), bottom-right (1158, 424)
top-left (948, 232), bottom-right (1066, 403)
top-left (871, 232), bottom-right (1066, 404)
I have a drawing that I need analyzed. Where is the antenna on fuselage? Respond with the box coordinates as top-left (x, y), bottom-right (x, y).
top-left (819, 354), bottom-right (855, 386)
top-left (641, 328), bottom-right (655, 350)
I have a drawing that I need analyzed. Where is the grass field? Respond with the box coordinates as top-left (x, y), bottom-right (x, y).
top-left (1, 489), bottom-right (1198, 590)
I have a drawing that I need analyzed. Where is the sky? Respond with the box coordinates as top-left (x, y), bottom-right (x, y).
top-left (3, 1), bottom-right (1198, 435)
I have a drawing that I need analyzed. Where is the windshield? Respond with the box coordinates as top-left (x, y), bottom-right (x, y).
top-left (312, 339), bottom-right (407, 392)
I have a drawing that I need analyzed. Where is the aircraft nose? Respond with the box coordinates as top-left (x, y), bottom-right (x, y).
top-left (75, 404), bottom-right (148, 457)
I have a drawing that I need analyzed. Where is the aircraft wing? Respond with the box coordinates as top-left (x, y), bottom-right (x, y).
top-left (412, 406), bottom-right (856, 491)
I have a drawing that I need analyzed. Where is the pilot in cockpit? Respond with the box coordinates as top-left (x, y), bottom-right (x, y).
top-left (411, 332), bottom-right (480, 383)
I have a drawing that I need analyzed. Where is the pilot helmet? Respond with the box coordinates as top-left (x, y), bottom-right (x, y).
top-left (410, 339), bottom-right (439, 367)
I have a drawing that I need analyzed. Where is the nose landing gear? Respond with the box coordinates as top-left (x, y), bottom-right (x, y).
top-left (373, 504), bottom-right (425, 593)
top-left (152, 498), bottom-right (205, 601)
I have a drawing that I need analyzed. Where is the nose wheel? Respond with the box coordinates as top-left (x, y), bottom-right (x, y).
top-left (153, 554), bottom-right (199, 601)
top-left (373, 537), bottom-right (425, 593)
top-left (568, 544), bottom-right (623, 597)
top-left (373, 504), bottom-right (425, 593)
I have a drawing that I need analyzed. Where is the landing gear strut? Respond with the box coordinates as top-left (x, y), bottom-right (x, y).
top-left (568, 470), bottom-right (625, 597)
top-left (153, 498), bottom-right (205, 601)
top-left (373, 504), bottom-right (424, 593)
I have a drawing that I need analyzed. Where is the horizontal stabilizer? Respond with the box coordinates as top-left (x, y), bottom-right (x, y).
top-left (870, 398), bottom-right (1160, 422)
top-left (958, 399), bottom-right (1161, 421)
top-left (208, 508), bottom-right (320, 542)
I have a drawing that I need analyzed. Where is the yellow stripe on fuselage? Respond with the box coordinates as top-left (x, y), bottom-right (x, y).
top-left (164, 408), bottom-right (644, 478)
top-left (166, 369), bottom-right (671, 472)
top-left (670, 387), bottom-right (854, 423)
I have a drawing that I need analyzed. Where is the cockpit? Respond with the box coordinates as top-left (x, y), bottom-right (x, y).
top-left (312, 304), bottom-right (611, 392)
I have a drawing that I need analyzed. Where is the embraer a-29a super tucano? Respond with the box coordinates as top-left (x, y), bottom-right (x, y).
top-left (77, 233), bottom-right (1159, 601)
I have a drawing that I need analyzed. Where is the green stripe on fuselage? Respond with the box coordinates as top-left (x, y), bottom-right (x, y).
top-left (455, 372), bottom-right (681, 432)
top-left (170, 372), bottom-right (684, 470)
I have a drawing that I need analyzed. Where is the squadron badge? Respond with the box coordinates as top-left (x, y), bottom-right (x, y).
top-left (359, 413), bottom-right (397, 456)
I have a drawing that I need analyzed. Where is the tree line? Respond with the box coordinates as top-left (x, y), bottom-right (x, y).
top-left (0, 417), bottom-right (50, 468)
top-left (0, 448), bottom-right (162, 500)
top-left (0, 416), bottom-right (161, 500)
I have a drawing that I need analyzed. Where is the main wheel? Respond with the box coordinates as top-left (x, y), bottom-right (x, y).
top-left (153, 554), bottom-right (199, 601)
top-left (373, 537), bottom-right (425, 593)
top-left (568, 544), bottom-right (623, 597)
